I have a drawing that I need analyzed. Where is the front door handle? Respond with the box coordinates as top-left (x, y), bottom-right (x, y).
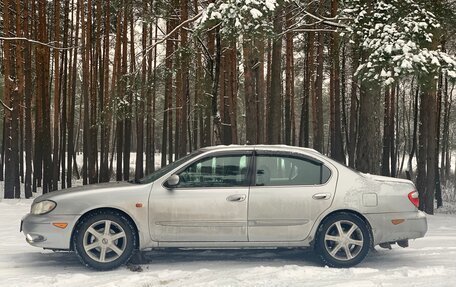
top-left (313, 193), bottom-right (331, 200)
top-left (226, 194), bottom-right (247, 202)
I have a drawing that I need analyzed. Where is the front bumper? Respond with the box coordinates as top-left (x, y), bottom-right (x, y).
top-left (21, 213), bottom-right (80, 250)
top-left (366, 210), bottom-right (427, 246)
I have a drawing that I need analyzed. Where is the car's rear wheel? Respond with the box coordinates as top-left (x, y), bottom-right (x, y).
top-left (73, 210), bottom-right (137, 270)
top-left (315, 212), bottom-right (371, 268)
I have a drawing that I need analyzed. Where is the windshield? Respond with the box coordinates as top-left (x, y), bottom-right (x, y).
top-left (138, 151), bottom-right (203, 184)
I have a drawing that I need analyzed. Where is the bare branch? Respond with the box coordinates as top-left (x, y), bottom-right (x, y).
top-left (290, 28), bottom-right (338, 33)
top-left (0, 99), bottom-right (13, 112)
top-left (140, 10), bottom-right (203, 57)
top-left (301, 10), bottom-right (347, 29)
top-left (0, 36), bottom-right (78, 50)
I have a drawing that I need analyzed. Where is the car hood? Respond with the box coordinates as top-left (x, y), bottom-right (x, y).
top-left (33, 181), bottom-right (134, 203)
top-left (361, 173), bottom-right (414, 185)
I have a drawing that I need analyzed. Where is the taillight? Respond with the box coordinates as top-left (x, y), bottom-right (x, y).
top-left (408, 191), bottom-right (419, 208)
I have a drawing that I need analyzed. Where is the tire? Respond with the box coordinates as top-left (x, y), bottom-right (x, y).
top-left (73, 210), bottom-right (137, 271)
top-left (315, 212), bottom-right (371, 268)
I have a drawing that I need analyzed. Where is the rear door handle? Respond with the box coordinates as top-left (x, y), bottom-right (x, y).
top-left (226, 194), bottom-right (247, 202)
top-left (313, 193), bottom-right (331, 200)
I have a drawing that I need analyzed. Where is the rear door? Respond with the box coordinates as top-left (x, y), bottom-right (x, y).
top-left (149, 151), bottom-right (253, 242)
top-left (248, 150), bottom-right (337, 242)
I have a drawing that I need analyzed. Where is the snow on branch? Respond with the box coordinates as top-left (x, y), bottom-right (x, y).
top-left (342, 0), bottom-right (456, 85)
top-left (197, 0), bottom-right (290, 37)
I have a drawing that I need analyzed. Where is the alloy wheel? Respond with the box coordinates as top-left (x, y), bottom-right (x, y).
top-left (82, 220), bottom-right (127, 263)
top-left (323, 220), bottom-right (364, 261)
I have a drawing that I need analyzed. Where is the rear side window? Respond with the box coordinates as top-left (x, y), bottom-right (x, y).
top-left (255, 155), bottom-right (331, 186)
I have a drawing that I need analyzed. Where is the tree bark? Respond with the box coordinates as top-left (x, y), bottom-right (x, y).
top-left (123, 4), bottom-right (134, 181)
top-left (356, 80), bottom-right (381, 174)
top-left (348, 45), bottom-right (359, 168)
top-left (38, 0), bottom-right (52, 193)
top-left (417, 74), bottom-right (437, 214)
top-left (381, 88), bottom-right (391, 176)
top-left (67, 0), bottom-right (80, 188)
top-left (162, 4), bottom-right (176, 166)
top-left (23, 0), bottom-right (33, 198)
top-left (52, 0), bottom-right (61, 190)
top-left (313, 27), bottom-right (325, 153)
top-left (285, 5), bottom-right (294, 146)
top-left (329, 0), bottom-right (345, 163)
top-left (3, 0), bottom-right (21, 198)
top-left (136, 1), bottom-right (148, 180)
top-left (243, 40), bottom-right (259, 145)
top-left (267, 6), bottom-right (283, 144)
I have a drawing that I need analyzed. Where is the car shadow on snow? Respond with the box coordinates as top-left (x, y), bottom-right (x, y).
top-left (13, 247), bottom-right (420, 271)
top-left (140, 248), bottom-right (322, 267)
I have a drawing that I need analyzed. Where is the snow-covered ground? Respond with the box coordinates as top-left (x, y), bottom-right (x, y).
top-left (1, 200), bottom-right (456, 286)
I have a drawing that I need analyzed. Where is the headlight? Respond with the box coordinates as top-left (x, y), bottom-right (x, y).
top-left (31, 200), bottom-right (57, 215)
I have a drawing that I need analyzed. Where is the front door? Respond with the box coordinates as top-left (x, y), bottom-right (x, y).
top-left (149, 152), bottom-right (252, 242)
top-left (248, 151), bottom-right (337, 242)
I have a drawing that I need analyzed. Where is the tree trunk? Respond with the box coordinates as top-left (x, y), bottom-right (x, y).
top-left (267, 6), bottom-right (283, 144)
top-left (348, 45), bottom-right (360, 168)
top-left (300, 32), bottom-right (314, 148)
top-left (179, 0), bottom-right (189, 157)
top-left (67, 0), bottom-right (80, 188)
top-left (146, 20), bottom-right (158, 173)
top-left (81, 0), bottom-right (91, 185)
top-left (313, 27), bottom-right (325, 152)
top-left (113, 2), bottom-right (123, 181)
top-left (3, 0), bottom-right (21, 198)
top-left (123, 4), bottom-right (134, 181)
top-left (211, 29), bottom-right (222, 145)
top-left (162, 6), bottom-right (175, 166)
top-left (255, 39), bottom-right (264, 144)
top-left (284, 5), bottom-right (294, 146)
top-left (136, 1), bottom-right (147, 180)
top-left (100, 0), bottom-right (111, 182)
top-left (243, 40), bottom-right (259, 145)
top-left (441, 73), bottom-right (451, 183)
top-left (52, 0), bottom-right (61, 190)
top-left (407, 83), bottom-right (419, 180)
top-left (329, 0), bottom-right (345, 163)
top-left (356, 80), bottom-right (381, 174)
top-left (435, 70), bottom-right (444, 208)
top-left (23, 0), bottom-right (33, 198)
top-left (417, 74), bottom-right (437, 214)
top-left (38, 0), bottom-right (52, 193)
top-left (381, 88), bottom-right (391, 176)
top-left (390, 85), bottom-right (397, 177)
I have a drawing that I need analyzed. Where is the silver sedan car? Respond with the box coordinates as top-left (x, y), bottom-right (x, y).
top-left (21, 145), bottom-right (427, 270)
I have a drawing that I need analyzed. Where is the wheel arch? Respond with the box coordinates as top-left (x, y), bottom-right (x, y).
top-left (313, 209), bottom-right (374, 248)
top-left (70, 207), bottom-right (140, 251)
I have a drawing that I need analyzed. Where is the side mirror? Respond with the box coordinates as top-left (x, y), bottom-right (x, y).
top-left (165, 174), bottom-right (180, 188)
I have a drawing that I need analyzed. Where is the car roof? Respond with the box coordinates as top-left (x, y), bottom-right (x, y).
top-left (199, 144), bottom-right (321, 155)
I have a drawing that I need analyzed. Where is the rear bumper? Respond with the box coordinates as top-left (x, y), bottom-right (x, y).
top-left (21, 213), bottom-right (79, 250)
top-left (365, 210), bottom-right (427, 246)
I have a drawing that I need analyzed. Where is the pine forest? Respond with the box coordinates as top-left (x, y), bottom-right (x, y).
top-left (1, 0), bottom-right (456, 216)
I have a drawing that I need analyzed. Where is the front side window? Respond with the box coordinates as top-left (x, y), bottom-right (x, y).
top-left (138, 151), bottom-right (203, 184)
top-left (176, 155), bottom-right (251, 188)
top-left (255, 155), bottom-right (331, 186)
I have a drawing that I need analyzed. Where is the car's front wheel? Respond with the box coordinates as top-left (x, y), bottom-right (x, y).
top-left (315, 212), bottom-right (371, 268)
top-left (73, 210), bottom-right (137, 270)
